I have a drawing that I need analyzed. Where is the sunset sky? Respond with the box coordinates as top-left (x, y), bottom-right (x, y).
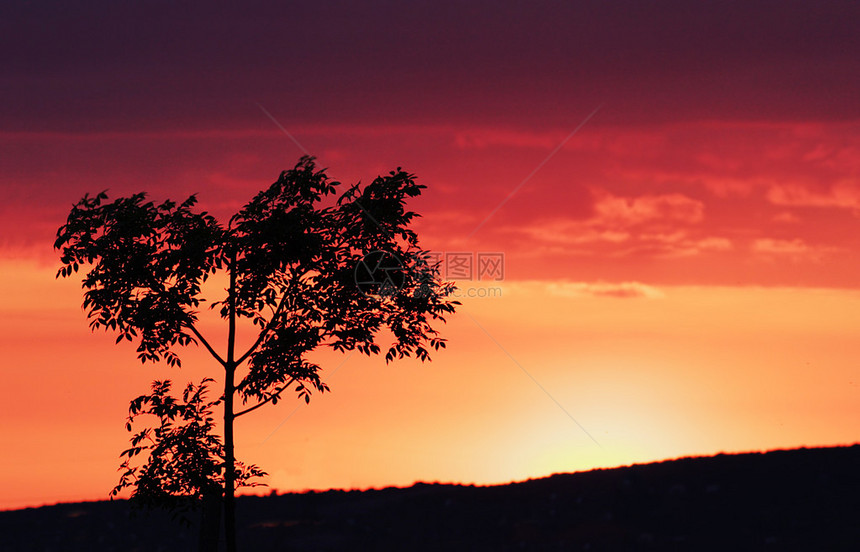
top-left (2, 1), bottom-right (859, 510)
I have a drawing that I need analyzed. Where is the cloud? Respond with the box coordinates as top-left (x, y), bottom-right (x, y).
top-left (751, 238), bottom-right (841, 264)
top-left (546, 281), bottom-right (665, 299)
top-left (703, 177), bottom-right (758, 198)
top-left (752, 238), bottom-right (810, 255)
top-left (453, 129), bottom-right (559, 150)
top-left (592, 192), bottom-right (705, 227)
top-left (510, 189), bottom-right (729, 260)
top-left (657, 237), bottom-right (733, 258)
top-left (696, 237), bottom-right (733, 251)
top-left (610, 236), bottom-right (734, 259)
top-left (772, 211), bottom-right (801, 223)
top-left (766, 183), bottom-right (860, 210)
top-left (518, 220), bottom-right (631, 246)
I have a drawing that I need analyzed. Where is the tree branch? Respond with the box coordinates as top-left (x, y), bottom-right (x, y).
top-left (234, 377), bottom-right (296, 418)
top-left (236, 291), bottom-right (289, 366)
top-left (187, 324), bottom-right (227, 367)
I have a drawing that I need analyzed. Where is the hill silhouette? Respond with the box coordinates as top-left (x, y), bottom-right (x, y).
top-left (2, 445), bottom-right (857, 551)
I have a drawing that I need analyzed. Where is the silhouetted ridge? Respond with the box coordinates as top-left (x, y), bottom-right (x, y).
top-left (2, 445), bottom-right (857, 551)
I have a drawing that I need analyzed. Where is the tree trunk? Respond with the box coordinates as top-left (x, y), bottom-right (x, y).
top-left (224, 365), bottom-right (236, 552)
top-left (224, 253), bottom-right (238, 552)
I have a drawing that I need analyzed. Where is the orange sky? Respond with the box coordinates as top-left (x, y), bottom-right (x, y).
top-left (2, 1), bottom-right (859, 510)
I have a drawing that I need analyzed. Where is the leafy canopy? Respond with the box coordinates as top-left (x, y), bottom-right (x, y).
top-left (55, 156), bottom-right (458, 409)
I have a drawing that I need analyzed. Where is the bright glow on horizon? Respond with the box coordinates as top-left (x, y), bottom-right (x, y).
top-left (4, 259), bottom-right (857, 510)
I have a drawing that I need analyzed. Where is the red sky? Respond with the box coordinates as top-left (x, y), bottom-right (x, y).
top-left (2, 1), bottom-right (859, 510)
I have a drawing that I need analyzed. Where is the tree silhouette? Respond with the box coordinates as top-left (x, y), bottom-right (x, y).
top-left (55, 156), bottom-right (458, 552)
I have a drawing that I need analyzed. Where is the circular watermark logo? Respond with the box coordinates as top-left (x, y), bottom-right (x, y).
top-left (354, 251), bottom-right (406, 297)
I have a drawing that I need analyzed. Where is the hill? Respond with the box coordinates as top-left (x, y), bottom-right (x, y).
top-left (2, 445), bottom-right (858, 551)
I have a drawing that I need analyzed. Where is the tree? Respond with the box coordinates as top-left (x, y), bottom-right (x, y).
top-left (55, 156), bottom-right (458, 551)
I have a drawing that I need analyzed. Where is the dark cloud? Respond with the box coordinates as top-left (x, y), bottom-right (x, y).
top-left (1, 1), bottom-right (858, 132)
